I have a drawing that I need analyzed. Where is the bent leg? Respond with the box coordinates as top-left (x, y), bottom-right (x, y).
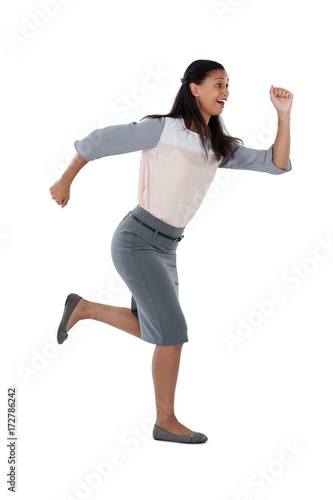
top-left (66, 299), bottom-right (141, 338)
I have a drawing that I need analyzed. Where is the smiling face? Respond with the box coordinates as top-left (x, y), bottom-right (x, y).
top-left (189, 69), bottom-right (229, 123)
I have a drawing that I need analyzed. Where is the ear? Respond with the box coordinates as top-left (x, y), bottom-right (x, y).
top-left (189, 82), bottom-right (200, 97)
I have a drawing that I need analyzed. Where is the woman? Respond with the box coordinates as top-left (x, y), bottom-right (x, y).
top-left (50, 59), bottom-right (293, 444)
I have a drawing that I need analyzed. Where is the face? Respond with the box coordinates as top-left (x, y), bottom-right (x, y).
top-left (190, 69), bottom-right (229, 123)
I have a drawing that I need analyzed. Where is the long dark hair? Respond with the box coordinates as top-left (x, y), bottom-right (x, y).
top-left (143, 59), bottom-right (242, 162)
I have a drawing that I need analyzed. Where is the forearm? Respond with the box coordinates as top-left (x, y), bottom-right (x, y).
top-left (272, 112), bottom-right (291, 170)
top-left (61, 153), bottom-right (88, 184)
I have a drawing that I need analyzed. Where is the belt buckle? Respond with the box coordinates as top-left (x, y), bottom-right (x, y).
top-left (175, 235), bottom-right (184, 243)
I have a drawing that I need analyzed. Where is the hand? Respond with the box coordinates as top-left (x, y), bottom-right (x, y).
top-left (49, 178), bottom-right (71, 208)
top-left (270, 86), bottom-right (293, 114)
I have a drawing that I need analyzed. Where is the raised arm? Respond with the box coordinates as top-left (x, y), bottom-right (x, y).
top-left (270, 85), bottom-right (293, 170)
top-left (219, 85), bottom-right (293, 174)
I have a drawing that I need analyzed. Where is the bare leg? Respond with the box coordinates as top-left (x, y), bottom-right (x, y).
top-left (66, 298), bottom-right (193, 434)
top-left (152, 344), bottom-right (194, 435)
top-left (66, 298), bottom-right (141, 338)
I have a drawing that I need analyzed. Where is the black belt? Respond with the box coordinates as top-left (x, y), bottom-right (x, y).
top-left (128, 212), bottom-right (184, 243)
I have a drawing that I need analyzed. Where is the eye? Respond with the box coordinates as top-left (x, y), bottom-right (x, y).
top-left (216, 82), bottom-right (229, 89)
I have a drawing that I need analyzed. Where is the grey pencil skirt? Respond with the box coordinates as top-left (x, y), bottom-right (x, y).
top-left (111, 205), bottom-right (188, 346)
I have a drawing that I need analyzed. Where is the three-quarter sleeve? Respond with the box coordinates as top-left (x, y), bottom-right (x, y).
top-left (74, 117), bottom-right (165, 161)
top-left (219, 144), bottom-right (292, 174)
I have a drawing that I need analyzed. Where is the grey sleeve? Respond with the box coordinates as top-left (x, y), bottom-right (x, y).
top-left (219, 144), bottom-right (292, 174)
top-left (74, 117), bottom-right (165, 161)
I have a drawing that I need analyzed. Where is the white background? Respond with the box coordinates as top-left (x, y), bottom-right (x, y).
top-left (1, 1), bottom-right (333, 499)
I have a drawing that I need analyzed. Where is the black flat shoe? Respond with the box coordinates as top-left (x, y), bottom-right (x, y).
top-left (153, 424), bottom-right (208, 444)
top-left (57, 293), bottom-right (82, 344)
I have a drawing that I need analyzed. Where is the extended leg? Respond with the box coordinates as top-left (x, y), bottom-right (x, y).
top-left (152, 344), bottom-right (194, 435)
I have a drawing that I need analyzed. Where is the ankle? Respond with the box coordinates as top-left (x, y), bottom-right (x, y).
top-left (78, 299), bottom-right (94, 321)
top-left (155, 415), bottom-right (178, 427)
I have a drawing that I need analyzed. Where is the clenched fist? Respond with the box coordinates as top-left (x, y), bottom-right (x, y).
top-left (49, 178), bottom-right (71, 208)
top-left (270, 86), bottom-right (293, 113)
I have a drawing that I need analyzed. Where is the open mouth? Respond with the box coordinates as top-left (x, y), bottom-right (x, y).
top-left (217, 99), bottom-right (227, 108)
